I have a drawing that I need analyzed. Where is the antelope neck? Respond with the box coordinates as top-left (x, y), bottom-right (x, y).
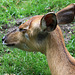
top-left (46, 26), bottom-right (75, 75)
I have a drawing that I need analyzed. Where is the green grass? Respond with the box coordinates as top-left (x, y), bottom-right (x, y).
top-left (66, 35), bottom-right (75, 57)
top-left (0, 0), bottom-right (75, 75)
top-left (0, 0), bottom-right (75, 28)
top-left (0, 49), bottom-right (50, 75)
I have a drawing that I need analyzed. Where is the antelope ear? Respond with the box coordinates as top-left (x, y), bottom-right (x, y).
top-left (41, 12), bottom-right (57, 32)
top-left (56, 3), bottom-right (75, 24)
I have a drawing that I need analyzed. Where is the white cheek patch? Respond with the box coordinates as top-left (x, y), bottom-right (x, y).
top-left (25, 33), bottom-right (29, 40)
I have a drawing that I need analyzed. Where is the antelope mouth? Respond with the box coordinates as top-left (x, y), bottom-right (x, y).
top-left (6, 43), bottom-right (15, 46)
top-left (2, 41), bottom-right (15, 47)
top-left (2, 36), bottom-right (15, 47)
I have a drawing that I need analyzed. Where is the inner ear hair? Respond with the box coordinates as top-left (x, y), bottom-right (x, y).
top-left (41, 12), bottom-right (57, 32)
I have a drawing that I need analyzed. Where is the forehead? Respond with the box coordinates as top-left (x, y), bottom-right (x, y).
top-left (29, 18), bottom-right (41, 29)
top-left (19, 15), bottom-right (43, 29)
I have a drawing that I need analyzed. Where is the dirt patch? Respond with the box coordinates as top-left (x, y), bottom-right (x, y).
top-left (60, 24), bottom-right (75, 43)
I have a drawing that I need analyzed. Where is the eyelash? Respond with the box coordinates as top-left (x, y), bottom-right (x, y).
top-left (19, 28), bottom-right (27, 32)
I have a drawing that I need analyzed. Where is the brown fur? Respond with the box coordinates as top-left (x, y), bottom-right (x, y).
top-left (56, 4), bottom-right (75, 24)
top-left (2, 4), bottom-right (75, 75)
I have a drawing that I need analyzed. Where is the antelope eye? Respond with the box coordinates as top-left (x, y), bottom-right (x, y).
top-left (19, 28), bottom-right (27, 32)
top-left (19, 28), bottom-right (23, 31)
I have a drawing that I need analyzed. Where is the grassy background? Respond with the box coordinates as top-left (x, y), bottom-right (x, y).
top-left (0, 0), bottom-right (75, 75)
top-left (0, 0), bottom-right (75, 28)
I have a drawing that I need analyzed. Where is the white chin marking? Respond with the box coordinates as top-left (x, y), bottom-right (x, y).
top-left (2, 41), bottom-right (7, 45)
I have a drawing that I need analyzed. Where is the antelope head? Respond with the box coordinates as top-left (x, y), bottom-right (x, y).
top-left (2, 12), bottom-right (57, 54)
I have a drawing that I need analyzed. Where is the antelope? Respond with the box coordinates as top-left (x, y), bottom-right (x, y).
top-left (2, 4), bottom-right (75, 75)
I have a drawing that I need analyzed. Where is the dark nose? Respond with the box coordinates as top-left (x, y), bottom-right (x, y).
top-left (2, 36), bottom-right (6, 43)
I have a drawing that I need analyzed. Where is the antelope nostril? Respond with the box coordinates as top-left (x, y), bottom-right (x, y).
top-left (2, 38), bottom-right (4, 42)
top-left (2, 36), bottom-right (6, 42)
top-left (2, 36), bottom-right (8, 45)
